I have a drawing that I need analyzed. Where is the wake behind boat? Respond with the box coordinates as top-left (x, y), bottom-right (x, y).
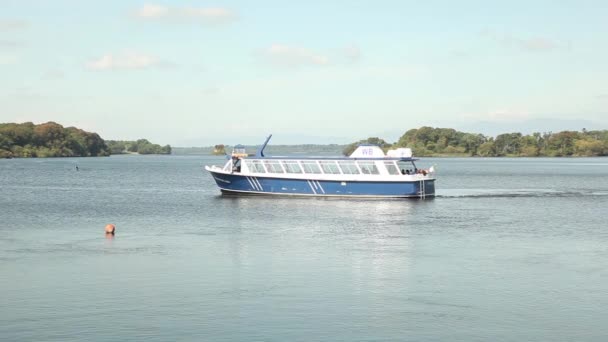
top-left (205, 135), bottom-right (435, 198)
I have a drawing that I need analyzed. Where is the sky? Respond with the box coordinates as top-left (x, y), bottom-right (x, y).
top-left (1, 0), bottom-right (607, 146)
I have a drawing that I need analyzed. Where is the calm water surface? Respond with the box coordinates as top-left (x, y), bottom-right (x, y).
top-left (1, 156), bottom-right (607, 341)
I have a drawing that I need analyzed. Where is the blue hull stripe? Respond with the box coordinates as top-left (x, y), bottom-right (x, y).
top-left (253, 177), bottom-right (263, 191)
top-left (316, 180), bottom-right (325, 194)
top-left (245, 176), bottom-right (255, 190)
top-left (307, 180), bottom-right (317, 194)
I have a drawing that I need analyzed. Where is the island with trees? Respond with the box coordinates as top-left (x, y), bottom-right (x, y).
top-left (212, 144), bottom-right (226, 155)
top-left (0, 122), bottom-right (171, 158)
top-left (106, 139), bottom-right (171, 155)
top-left (0, 122), bottom-right (109, 158)
top-left (345, 127), bottom-right (608, 157)
top-left (2, 122), bottom-right (606, 159)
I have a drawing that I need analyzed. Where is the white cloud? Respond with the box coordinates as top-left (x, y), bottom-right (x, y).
top-left (341, 45), bottom-right (361, 63)
top-left (0, 20), bottom-right (28, 31)
top-left (134, 4), bottom-right (236, 25)
top-left (487, 109), bottom-right (530, 121)
top-left (0, 40), bottom-right (22, 48)
top-left (136, 4), bottom-right (168, 18)
top-left (0, 55), bottom-right (18, 65)
top-left (85, 52), bottom-right (166, 71)
top-left (482, 30), bottom-right (565, 52)
top-left (258, 44), bottom-right (365, 68)
top-left (261, 44), bottom-right (330, 67)
top-left (468, 108), bottom-right (531, 122)
top-left (42, 70), bottom-right (65, 80)
top-left (202, 86), bottom-right (220, 95)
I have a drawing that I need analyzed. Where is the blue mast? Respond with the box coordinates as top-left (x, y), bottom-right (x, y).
top-left (255, 134), bottom-right (272, 157)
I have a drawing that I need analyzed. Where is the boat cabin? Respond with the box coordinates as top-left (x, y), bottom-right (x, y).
top-left (223, 144), bottom-right (422, 177)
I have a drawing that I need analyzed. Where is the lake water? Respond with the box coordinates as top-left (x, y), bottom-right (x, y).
top-left (1, 156), bottom-right (607, 341)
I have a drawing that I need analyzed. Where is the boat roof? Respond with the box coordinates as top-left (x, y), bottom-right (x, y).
top-left (240, 156), bottom-right (418, 161)
top-left (240, 134), bottom-right (419, 161)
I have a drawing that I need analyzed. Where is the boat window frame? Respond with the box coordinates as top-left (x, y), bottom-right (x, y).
top-left (281, 160), bottom-right (303, 174)
top-left (300, 161), bottom-right (322, 174)
top-left (246, 160), bottom-right (266, 173)
top-left (263, 160), bottom-right (285, 173)
top-left (384, 161), bottom-right (401, 175)
top-left (357, 161), bottom-right (380, 175)
top-left (319, 161), bottom-right (342, 174)
top-left (338, 161), bottom-right (360, 175)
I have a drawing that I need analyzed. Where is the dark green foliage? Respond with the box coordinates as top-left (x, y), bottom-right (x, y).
top-left (213, 144), bottom-right (226, 155)
top-left (347, 127), bottom-right (608, 157)
top-left (0, 122), bottom-right (109, 158)
top-left (106, 139), bottom-right (171, 155)
top-left (394, 126), bottom-right (488, 156)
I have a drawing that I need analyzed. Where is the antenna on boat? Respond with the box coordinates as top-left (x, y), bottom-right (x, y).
top-left (256, 134), bottom-right (272, 157)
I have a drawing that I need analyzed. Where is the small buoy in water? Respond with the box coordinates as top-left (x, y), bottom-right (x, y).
top-left (105, 224), bottom-right (116, 235)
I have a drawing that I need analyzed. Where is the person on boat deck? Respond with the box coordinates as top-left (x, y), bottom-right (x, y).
top-left (232, 157), bottom-right (241, 173)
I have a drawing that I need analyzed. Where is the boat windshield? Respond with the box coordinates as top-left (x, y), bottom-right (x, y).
top-left (397, 160), bottom-right (416, 175)
top-left (384, 161), bottom-right (400, 175)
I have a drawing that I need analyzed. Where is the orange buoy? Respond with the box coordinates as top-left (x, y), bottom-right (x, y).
top-left (105, 224), bottom-right (116, 235)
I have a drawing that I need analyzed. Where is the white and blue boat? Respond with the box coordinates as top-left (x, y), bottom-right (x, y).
top-left (205, 135), bottom-right (435, 198)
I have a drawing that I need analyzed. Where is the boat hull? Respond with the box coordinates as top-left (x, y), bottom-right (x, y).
top-left (208, 170), bottom-right (435, 198)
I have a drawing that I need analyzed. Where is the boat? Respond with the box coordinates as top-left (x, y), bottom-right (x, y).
top-left (205, 135), bottom-right (435, 198)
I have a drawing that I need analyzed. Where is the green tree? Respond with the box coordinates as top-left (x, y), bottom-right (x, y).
top-left (494, 133), bottom-right (523, 156)
top-left (213, 144), bottom-right (226, 155)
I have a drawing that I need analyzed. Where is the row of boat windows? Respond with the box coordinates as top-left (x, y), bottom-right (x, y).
top-left (243, 160), bottom-right (402, 175)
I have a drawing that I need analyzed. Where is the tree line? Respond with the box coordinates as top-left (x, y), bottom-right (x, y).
top-left (106, 139), bottom-right (171, 155)
top-left (344, 127), bottom-right (608, 157)
top-left (0, 122), bottom-right (109, 158)
top-left (1, 122), bottom-right (171, 158)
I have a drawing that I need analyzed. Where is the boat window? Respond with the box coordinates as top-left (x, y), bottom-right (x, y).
top-left (300, 161), bottom-right (322, 174)
top-left (246, 160), bottom-right (266, 173)
top-left (282, 161), bottom-right (302, 174)
top-left (264, 160), bottom-right (284, 173)
top-left (357, 161), bottom-right (379, 175)
top-left (384, 161), bottom-right (400, 175)
top-left (338, 161), bottom-right (360, 174)
top-left (319, 161), bottom-right (341, 174)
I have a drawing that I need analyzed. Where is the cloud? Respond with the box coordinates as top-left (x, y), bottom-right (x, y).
top-left (85, 52), bottom-right (170, 71)
top-left (482, 30), bottom-right (565, 52)
top-left (486, 109), bottom-right (530, 121)
top-left (136, 4), bottom-right (168, 18)
top-left (258, 44), bottom-right (364, 67)
top-left (0, 19), bottom-right (28, 31)
top-left (0, 55), bottom-right (18, 65)
top-left (134, 4), bottom-right (236, 25)
top-left (260, 44), bottom-right (330, 67)
top-left (467, 109), bottom-right (531, 122)
top-left (202, 86), bottom-right (220, 95)
top-left (42, 70), bottom-right (65, 80)
top-left (462, 108), bottom-right (531, 122)
top-left (341, 45), bottom-right (361, 63)
top-left (596, 94), bottom-right (608, 100)
top-left (0, 40), bottom-right (22, 48)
